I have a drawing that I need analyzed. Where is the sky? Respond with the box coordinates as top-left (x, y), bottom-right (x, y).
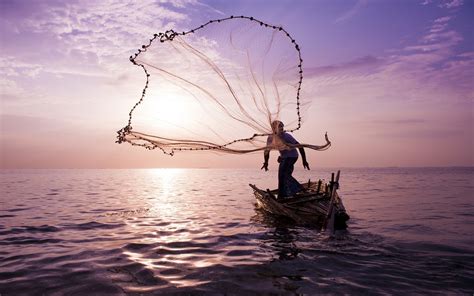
top-left (0, 0), bottom-right (472, 169)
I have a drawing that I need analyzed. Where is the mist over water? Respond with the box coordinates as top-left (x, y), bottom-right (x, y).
top-left (1, 167), bottom-right (473, 294)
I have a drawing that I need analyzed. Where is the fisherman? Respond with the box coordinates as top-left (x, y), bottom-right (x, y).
top-left (261, 120), bottom-right (331, 198)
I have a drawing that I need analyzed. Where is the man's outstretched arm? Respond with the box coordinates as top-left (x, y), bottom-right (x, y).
top-left (298, 148), bottom-right (310, 170)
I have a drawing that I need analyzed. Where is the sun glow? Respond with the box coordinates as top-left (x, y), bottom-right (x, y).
top-left (146, 92), bottom-right (195, 126)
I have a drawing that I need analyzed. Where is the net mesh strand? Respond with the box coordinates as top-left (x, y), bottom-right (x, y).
top-left (116, 16), bottom-right (329, 155)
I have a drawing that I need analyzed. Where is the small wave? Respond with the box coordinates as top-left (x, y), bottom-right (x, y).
top-left (124, 243), bottom-right (154, 251)
top-left (0, 253), bottom-right (38, 265)
top-left (107, 263), bottom-right (168, 286)
top-left (63, 221), bottom-right (123, 231)
top-left (226, 250), bottom-right (254, 257)
top-left (216, 222), bottom-right (241, 228)
top-left (395, 241), bottom-right (473, 255)
top-left (0, 236), bottom-right (62, 245)
top-left (0, 225), bottom-right (60, 236)
top-left (5, 207), bottom-right (33, 212)
top-left (154, 246), bottom-right (221, 256)
top-left (384, 223), bottom-right (434, 233)
top-left (159, 268), bottom-right (182, 275)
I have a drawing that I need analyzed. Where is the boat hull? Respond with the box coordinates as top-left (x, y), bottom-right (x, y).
top-left (250, 180), bottom-right (349, 229)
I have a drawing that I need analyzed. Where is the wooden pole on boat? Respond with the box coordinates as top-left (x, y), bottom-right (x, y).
top-left (266, 189), bottom-right (274, 199)
top-left (330, 173), bottom-right (335, 188)
top-left (322, 170), bottom-right (340, 233)
top-left (316, 180), bottom-right (322, 194)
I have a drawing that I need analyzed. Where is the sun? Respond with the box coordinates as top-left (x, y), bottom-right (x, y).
top-left (153, 94), bottom-right (193, 124)
top-left (138, 89), bottom-right (196, 131)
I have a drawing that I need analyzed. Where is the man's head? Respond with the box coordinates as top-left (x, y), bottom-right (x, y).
top-left (271, 120), bottom-right (284, 135)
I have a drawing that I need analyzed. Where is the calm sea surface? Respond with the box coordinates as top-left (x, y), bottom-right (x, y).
top-left (0, 167), bottom-right (473, 295)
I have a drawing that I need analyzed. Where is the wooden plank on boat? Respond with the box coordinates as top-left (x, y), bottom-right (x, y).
top-left (249, 184), bottom-right (264, 194)
top-left (284, 195), bottom-right (328, 205)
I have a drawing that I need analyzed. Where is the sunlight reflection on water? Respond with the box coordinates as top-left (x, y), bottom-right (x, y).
top-left (0, 168), bottom-right (473, 294)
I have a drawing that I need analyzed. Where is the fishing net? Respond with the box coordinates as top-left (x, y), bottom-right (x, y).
top-left (116, 16), bottom-right (330, 155)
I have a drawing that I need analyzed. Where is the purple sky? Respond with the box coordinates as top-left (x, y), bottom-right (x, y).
top-left (1, 0), bottom-right (472, 168)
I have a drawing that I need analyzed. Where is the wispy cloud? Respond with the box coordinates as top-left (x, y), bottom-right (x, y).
top-left (305, 55), bottom-right (383, 78)
top-left (0, 78), bottom-right (26, 101)
top-left (369, 119), bottom-right (426, 125)
top-left (0, 56), bottom-right (45, 101)
top-left (334, 0), bottom-right (368, 24)
top-left (0, 56), bottom-right (43, 78)
top-left (440, 0), bottom-right (464, 8)
top-left (370, 128), bottom-right (464, 139)
top-left (0, 0), bottom-right (211, 113)
top-left (0, 0), bottom-right (196, 84)
top-left (308, 13), bottom-right (472, 102)
top-left (420, 0), bottom-right (464, 8)
top-left (303, 10), bottom-right (472, 157)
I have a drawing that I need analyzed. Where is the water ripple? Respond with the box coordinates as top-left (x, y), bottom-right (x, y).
top-left (0, 168), bottom-right (472, 294)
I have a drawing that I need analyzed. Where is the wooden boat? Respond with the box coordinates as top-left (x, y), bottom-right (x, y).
top-left (249, 171), bottom-right (349, 231)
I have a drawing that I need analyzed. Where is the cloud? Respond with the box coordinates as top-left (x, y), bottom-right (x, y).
top-left (301, 10), bottom-right (472, 159)
top-left (427, 16), bottom-right (451, 33)
top-left (406, 16), bottom-right (460, 52)
top-left (440, 0), bottom-right (464, 8)
top-left (0, 78), bottom-right (26, 101)
top-left (370, 119), bottom-right (426, 125)
top-left (334, 0), bottom-right (368, 24)
top-left (371, 128), bottom-right (463, 139)
top-left (419, 0), bottom-right (464, 8)
top-left (0, 56), bottom-right (44, 102)
top-left (307, 13), bottom-right (472, 103)
top-left (0, 0), bottom-right (199, 84)
top-left (0, 0), bottom-right (214, 112)
top-left (434, 16), bottom-right (451, 23)
top-left (0, 56), bottom-right (43, 78)
top-left (305, 55), bottom-right (383, 77)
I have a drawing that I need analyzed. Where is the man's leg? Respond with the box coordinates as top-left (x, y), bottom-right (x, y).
top-left (287, 157), bottom-right (302, 195)
top-left (278, 158), bottom-right (290, 198)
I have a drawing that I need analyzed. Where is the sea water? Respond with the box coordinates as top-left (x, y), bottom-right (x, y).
top-left (0, 167), bottom-right (473, 294)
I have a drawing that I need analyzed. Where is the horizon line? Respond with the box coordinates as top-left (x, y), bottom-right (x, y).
top-left (1, 166), bottom-right (473, 170)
